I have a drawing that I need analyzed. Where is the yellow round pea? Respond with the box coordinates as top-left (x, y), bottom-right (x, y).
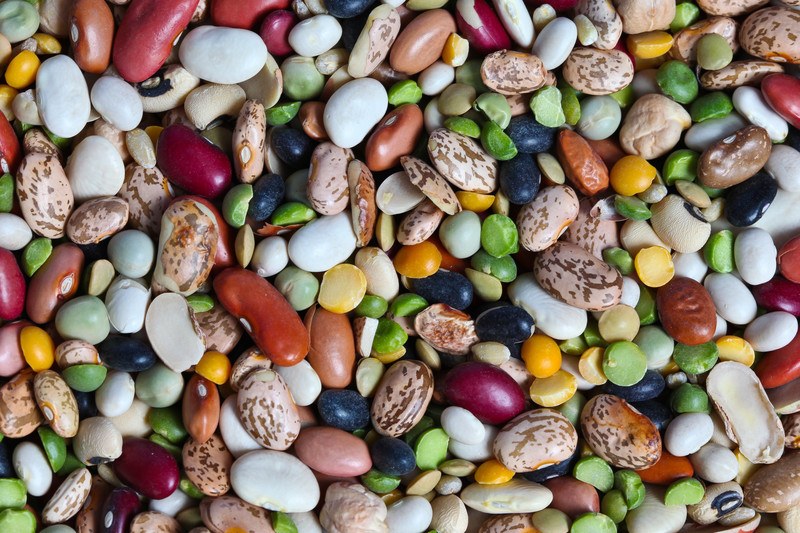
top-left (0, 84), bottom-right (18, 119)
top-left (456, 191), bottom-right (495, 213)
top-left (474, 459), bottom-right (515, 485)
top-left (195, 351), bottom-right (232, 385)
top-left (529, 369), bottom-right (577, 407)
top-left (635, 246), bottom-right (675, 287)
top-left (578, 347), bottom-right (608, 385)
top-left (521, 334), bottom-right (562, 379)
top-left (20, 326), bottom-right (55, 372)
top-left (598, 304), bottom-right (640, 342)
top-left (716, 336), bottom-right (755, 367)
top-left (5, 50), bottom-right (40, 90)
top-left (442, 33), bottom-right (469, 67)
top-left (318, 263), bottom-right (367, 313)
top-left (610, 155), bottom-right (657, 196)
top-left (627, 31), bottom-right (674, 59)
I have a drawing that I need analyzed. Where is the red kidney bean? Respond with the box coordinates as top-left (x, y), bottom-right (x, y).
top-left (528, 0), bottom-right (579, 12)
top-left (0, 321), bottom-right (29, 377)
top-left (26, 243), bottom-right (83, 324)
top-left (178, 196), bottom-right (235, 272)
top-left (113, 438), bottom-right (179, 500)
top-left (455, 0), bottom-right (511, 55)
top-left (100, 487), bottom-right (141, 533)
top-left (752, 276), bottom-right (800, 316)
top-left (213, 267), bottom-right (309, 367)
top-left (211, 0), bottom-right (289, 29)
top-left (70, 0), bottom-right (114, 74)
top-left (762, 74), bottom-right (800, 129)
top-left (0, 249), bottom-right (24, 321)
top-left (0, 112), bottom-right (21, 175)
top-left (778, 235), bottom-right (800, 284)
top-left (156, 124), bottom-right (232, 199)
top-left (259, 9), bottom-right (297, 57)
top-left (442, 362), bottom-right (526, 425)
top-left (112, 0), bottom-right (200, 83)
top-left (182, 374), bottom-right (220, 444)
top-left (756, 328), bottom-right (800, 389)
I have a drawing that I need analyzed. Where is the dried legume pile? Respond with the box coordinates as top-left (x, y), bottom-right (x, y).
top-left (0, 0), bottom-right (799, 531)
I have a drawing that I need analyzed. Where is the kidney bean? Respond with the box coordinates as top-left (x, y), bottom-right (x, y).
top-left (156, 125), bottom-right (232, 199)
top-left (70, 0), bottom-right (114, 74)
top-left (212, 0), bottom-right (289, 29)
top-left (112, 438), bottom-right (179, 500)
top-left (753, 276), bottom-right (800, 316)
top-left (213, 268), bottom-right (309, 366)
top-left (112, 0), bottom-right (200, 83)
top-left (100, 487), bottom-right (141, 533)
top-left (259, 10), bottom-right (297, 57)
top-left (455, 0), bottom-right (511, 55)
top-left (755, 329), bottom-right (800, 390)
top-left (0, 248), bottom-right (24, 321)
top-left (0, 111), bottom-right (21, 175)
top-left (182, 374), bottom-right (220, 444)
top-left (25, 243), bottom-right (83, 324)
top-left (762, 73), bottom-right (800, 129)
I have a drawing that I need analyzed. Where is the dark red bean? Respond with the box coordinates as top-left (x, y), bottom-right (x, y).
top-left (756, 328), bottom-right (800, 390)
top-left (778, 235), bottom-right (800, 284)
top-left (259, 9), bottom-right (297, 57)
top-left (113, 438), bottom-right (179, 500)
top-left (156, 124), bottom-right (232, 199)
top-left (752, 275), bottom-right (800, 316)
top-left (442, 362), bottom-right (526, 425)
top-left (0, 249), bottom-right (24, 321)
top-left (100, 487), bottom-right (141, 533)
top-left (25, 243), bottom-right (83, 324)
top-left (211, 0), bottom-right (289, 29)
top-left (454, 0), bottom-right (510, 55)
top-left (762, 73), bottom-right (800, 129)
top-left (112, 0), bottom-right (200, 83)
top-left (0, 112), bottom-right (21, 175)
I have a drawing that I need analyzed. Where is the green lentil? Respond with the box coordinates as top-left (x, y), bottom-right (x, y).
top-left (470, 249), bottom-right (517, 282)
top-left (438, 83), bottom-right (476, 116)
top-left (614, 195), bottom-right (652, 221)
top-left (272, 512), bottom-right (299, 533)
top-left (573, 456), bottom-right (614, 492)
top-left (265, 101), bottom-right (301, 126)
top-left (186, 293), bottom-right (215, 313)
top-left (556, 391), bottom-right (586, 428)
top-left (388, 80), bottom-right (423, 106)
top-left (614, 470), bottom-right (645, 510)
top-left (56, 451), bottom-right (84, 476)
top-left (148, 406), bottom-right (189, 444)
top-left (530, 85), bottom-right (566, 128)
top-left (44, 128), bottom-right (70, 151)
top-left (150, 433), bottom-right (182, 460)
top-left (37, 426), bottom-right (66, 472)
top-left (583, 320), bottom-right (607, 348)
top-left (673, 341), bottom-right (719, 374)
top-left (372, 318), bottom-right (408, 355)
top-left (570, 512), bottom-right (616, 533)
top-left (354, 295), bottom-right (388, 319)
top-left (0, 478), bottom-right (26, 509)
top-left (670, 1), bottom-right (701, 32)
top-left (389, 293), bottom-right (429, 317)
top-left (703, 230), bottom-right (735, 273)
top-left (0, 509), bottom-right (36, 533)
top-left (690, 92), bottom-right (733, 123)
top-left (532, 509), bottom-right (571, 533)
top-left (21, 237), bottom-right (52, 277)
top-left (696, 33), bottom-right (733, 71)
top-left (61, 364), bottom-right (107, 392)
top-left (444, 116), bottom-right (481, 138)
top-left (414, 428), bottom-right (449, 470)
top-left (474, 92), bottom-right (511, 129)
top-left (480, 121), bottom-right (517, 161)
top-left (560, 85), bottom-right (582, 126)
top-left (602, 247), bottom-right (634, 275)
top-left (610, 85), bottom-right (634, 108)
top-left (634, 326), bottom-right (675, 370)
top-left (665, 478), bottom-right (705, 506)
top-left (657, 60), bottom-right (699, 104)
top-left (455, 60), bottom-right (489, 92)
top-left (280, 56), bottom-right (325, 100)
top-left (670, 383), bottom-right (710, 413)
top-left (274, 266), bottom-right (320, 311)
top-left (601, 490), bottom-right (628, 523)
top-left (560, 337), bottom-right (589, 357)
top-left (480, 214), bottom-right (518, 258)
top-left (662, 149), bottom-right (699, 185)
top-left (271, 202), bottom-right (317, 225)
top-left (602, 341), bottom-right (648, 386)
top-left (464, 268), bottom-right (502, 302)
top-left (439, 458), bottom-right (477, 477)
top-left (222, 183), bottom-right (254, 228)
top-left (0, 173), bottom-right (13, 213)
top-left (361, 469), bottom-right (401, 494)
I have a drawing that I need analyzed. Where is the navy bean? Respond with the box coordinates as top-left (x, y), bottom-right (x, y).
top-left (725, 172), bottom-right (777, 227)
top-left (370, 437), bottom-right (417, 476)
top-left (499, 153), bottom-right (541, 205)
top-left (475, 304), bottom-right (535, 345)
top-left (602, 369), bottom-right (665, 402)
top-left (271, 126), bottom-right (316, 168)
top-left (412, 270), bottom-right (473, 311)
top-left (505, 115), bottom-right (557, 154)
top-left (97, 335), bottom-right (158, 372)
top-left (317, 389), bottom-right (370, 431)
top-left (248, 173), bottom-right (285, 222)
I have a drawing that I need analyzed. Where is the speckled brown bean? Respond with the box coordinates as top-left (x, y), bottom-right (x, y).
top-left (371, 360), bottom-right (434, 437)
top-left (182, 434), bottom-right (233, 497)
top-left (130, 512), bottom-right (183, 533)
top-left (0, 370), bottom-right (44, 438)
top-left (42, 467), bottom-right (92, 525)
top-left (397, 199), bottom-right (444, 246)
top-left (615, 0), bottom-right (675, 34)
top-left (785, 413), bottom-right (800, 449)
top-left (23, 129), bottom-right (64, 163)
top-left (236, 369), bottom-right (300, 450)
top-left (55, 340), bottom-right (100, 368)
top-left (740, 7), bottom-right (800, 64)
top-left (117, 164), bottom-right (173, 237)
top-left (401, 155), bottom-right (461, 216)
top-left (581, 394), bottom-right (662, 469)
top-left (200, 495), bottom-right (274, 533)
top-left (195, 302), bottom-right (243, 355)
top-left (365, 104), bottom-right (423, 172)
top-left (697, 125), bottom-right (772, 189)
top-left (743, 452), bottom-right (800, 512)
top-left (229, 348), bottom-right (271, 392)
top-left (562, 48), bottom-right (633, 96)
top-left (305, 305), bottom-right (356, 389)
top-left (74, 475), bottom-right (113, 533)
top-left (15, 152), bottom-right (74, 239)
top-left (670, 16), bottom-right (739, 64)
top-left (26, 243), bottom-right (84, 324)
top-left (70, 0), bottom-right (114, 74)
top-left (299, 102), bottom-right (329, 142)
top-left (389, 9), bottom-right (456, 75)
top-left (493, 409), bottom-right (578, 473)
top-left (307, 142), bottom-right (354, 216)
top-left (564, 198), bottom-right (621, 259)
top-left (34, 369), bottom-right (79, 438)
top-left (533, 241), bottom-right (622, 311)
top-left (232, 100), bottom-right (266, 184)
top-left (555, 130), bottom-right (609, 196)
top-left (348, 159), bottom-right (376, 247)
top-left (479, 514), bottom-right (537, 533)
top-left (575, 0), bottom-right (623, 50)
top-left (348, 4), bottom-right (401, 78)
top-left (427, 128), bottom-right (498, 193)
top-left (479, 50), bottom-right (548, 95)
top-left (700, 60), bottom-right (784, 90)
top-left (66, 196), bottom-right (129, 245)
top-left (414, 303), bottom-right (479, 355)
top-left (517, 185), bottom-right (580, 253)
top-left (697, 0), bottom-right (767, 17)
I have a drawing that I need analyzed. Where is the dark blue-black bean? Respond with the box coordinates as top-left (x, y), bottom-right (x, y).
top-left (725, 172), bottom-right (777, 227)
top-left (505, 115), bottom-right (557, 154)
top-left (74, 390), bottom-right (98, 419)
top-left (370, 437), bottom-right (417, 476)
top-left (317, 389), bottom-right (370, 431)
top-left (97, 335), bottom-right (157, 372)
top-left (412, 270), bottom-right (473, 311)
top-left (325, 0), bottom-right (375, 18)
top-left (0, 441), bottom-right (12, 478)
top-left (631, 399), bottom-right (673, 433)
top-left (602, 370), bottom-right (665, 402)
top-left (270, 126), bottom-right (316, 168)
top-left (522, 446), bottom-right (580, 483)
top-left (248, 173), bottom-right (285, 222)
top-left (499, 153), bottom-right (541, 205)
top-left (475, 305), bottom-right (534, 345)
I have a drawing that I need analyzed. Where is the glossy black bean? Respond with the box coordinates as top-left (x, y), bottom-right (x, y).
top-left (475, 305), bottom-right (534, 345)
top-left (412, 270), bottom-right (473, 311)
top-left (522, 445), bottom-right (579, 483)
top-left (317, 389), bottom-right (370, 431)
top-left (370, 437), bottom-right (416, 476)
top-left (725, 172), bottom-right (777, 227)
top-left (271, 126), bottom-right (316, 168)
top-left (602, 370), bottom-right (665, 402)
top-left (710, 489), bottom-right (743, 517)
top-left (631, 399), bottom-right (673, 433)
top-left (97, 335), bottom-right (157, 372)
top-left (505, 115), bottom-right (557, 154)
top-left (499, 153), bottom-right (541, 205)
top-left (0, 441), bottom-right (12, 477)
top-left (325, 0), bottom-right (375, 18)
top-left (248, 173), bottom-right (285, 222)
top-left (101, 487), bottom-right (141, 533)
top-left (74, 389), bottom-right (98, 419)
top-left (340, 11), bottom-right (371, 50)
top-left (785, 126), bottom-right (800, 152)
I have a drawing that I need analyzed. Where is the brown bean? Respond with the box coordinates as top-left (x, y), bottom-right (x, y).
top-left (70, 0), bottom-right (115, 74)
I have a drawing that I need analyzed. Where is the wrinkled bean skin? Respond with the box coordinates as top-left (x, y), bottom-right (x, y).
top-left (657, 277), bottom-right (717, 346)
top-left (113, 0), bottom-right (200, 83)
top-left (214, 268), bottom-right (309, 366)
top-left (70, 0), bottom-right (114, 74)
top-left (26, 243), bottom-right (83, 324)
top-left (211, 0), bottom-right (289, 29)
top-left (0, 249), bottom-right (24, 321)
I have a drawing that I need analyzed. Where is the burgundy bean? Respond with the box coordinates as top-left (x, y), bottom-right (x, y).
top-left (455, 0), bottom-right (511, 55)
top-left (112, 438), bottom-right (179, 500)
top-left (0, 112), bottom-right (21, 175)
top-left (211, 0), bottom-right (290, 29)
top-left (762, 74), bottom-right (800, 129)
top-left (25, 243), bottom-right (84, 324)
top-left (442, 362), bottom-right (526, 425)
top-left (112, 0), bottom-right (200, 83)
top-left (528, 0), bottom-right (579, 12)
top-left (0, 248), bottom-right (24, 321)
top-left (0, 321), bottom-right (30, 377)
top-left (156, 124), bottom-right (232, 199)
top-left (752, 276), bottom-right (800, 316)
top-left (259, 9), bottom-right (297, 57)
top-left (100, 487), bottom-right (141, 533)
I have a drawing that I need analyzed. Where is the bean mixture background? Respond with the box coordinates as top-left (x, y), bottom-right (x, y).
top-left (0, 0), bottom-right (799, 531)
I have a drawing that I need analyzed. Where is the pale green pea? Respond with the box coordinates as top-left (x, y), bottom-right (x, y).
top-left (657, 60), bottom-right (699, 104)
top-left (0, 174), bottom-right (13, 213)
top-left (135, 363), bottom-right (184, 408)
top-left (665, 478), bottom-right (704, 506)
top-left (373, 318), bottom-right (408, 354)
top-left (601, 490), bottom-right (628, 523)
top-left (148, 406), bottom-right (188, 444)
top-left (697, 33), bottom-right (733, 71)
top-left (670, 383), bottom-right (709, 413)
top-left (0, 478), bottom-right (26, 509)
top-left (570, 513), bottom-right (615, 533)
top-left (532, 509), bottom-right (571, 533)
top-left (556, 391), bottom-right (586, 427)
top-left (355, 295), bottom-right (388, 319)
top-left (480, 214), bottom-right (518, 257)
top-left (531, 85), bottom-right (566, 128)
top-left (361, 469), bottom-right (401, 494)
top-left (690, 92), bottom-right (733, 123)
top-left (388, 80), bottom-right (423, 106)
top-left (271, 202), bottom-right (316, 225)
top-left (281, 56), bottom-right (325, 100)
top-left (614, 195), bottom-right (651, 221)
top-left (0, 509), bottom-right (36, 533)
top-left (273, 512), bottom-right (299, 533)
top-left (560, 85), bottom-right (581, 126)
top-left (559, 337), bottom-right (589, 357)
top-left (414, 428), bottom-right (449, 470)
top-left (633, 326), bottom-right (675, 370)
top-left (55, 296), bottom-right (110, 345)
top-left (439, 210), bottom-right (482, 259)
top-left (265, 102), bottom-right (301, 126)
top-left (470, 249), bottom-right (517, 282)
top-left (222, 184), bottom-right (253, 228)
top-left (577, 95), bottom-right (621, 141)
top-left (670, 1), bottom-right (701, 32)
top-left (274, 266), bottom-right (319, 311)
top-left (21, 237), bottom-right (52, 277)
top-left (602, 247), bottom-right (634, 275)
top-left (614, 470), bottom-right (645, 510)
top-left (61, 364), bottom-right (107, 393)
top-left (444, 116), bottom-right (481, 138)
top-left (465, 268), bottom-right (502, 302)
top-left (390, 293), bottom-right (429, 317)
top-left (481, 121), bottom-right (517, 160)
top-left (602, 341), bottom-right (647, 386)
top-left (37, 426), bottom-right (66, 472)
top-left (474, 92), bottom-right (511, 129)
top-left (663, 149), bottom-right (699, 185)
top-left (0, 0), bottom-right (39, 42)
top-left (673, 341), bottom-right (719, 374)
top-left (573, 456), bottom-right (614, 492)
top-left (439, 83), bottom-right (476, 116)
top-left (455, 60), bottom-right (489, 93)
top-left (186, 294), bottom-right (214, 313)
top-left (703, 229), bottom-right (735, 273)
